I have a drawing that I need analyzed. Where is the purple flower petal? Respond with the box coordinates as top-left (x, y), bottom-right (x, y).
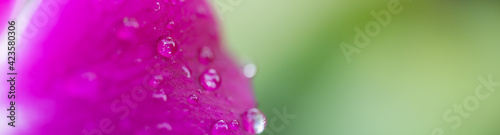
top-left (13, 0), bottom-right (265, 134)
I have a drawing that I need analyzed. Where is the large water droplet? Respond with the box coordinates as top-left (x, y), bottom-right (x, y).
top-left (188, 94), bottom-right (199, 104)
top-left (199, 69), bottom-right (221, 91)
top-left (230, 120), bottom-right (239, 131)
top-left (211, 120), bottom-right (229, 135)
top-left (198, 46), bottom-right (214, 64)
top-left (243, 63), bottom-right (257, 78)
top-left (157, 37), bottom-right (178, 58)
top-left (241, 108), bottom-right (267, 134)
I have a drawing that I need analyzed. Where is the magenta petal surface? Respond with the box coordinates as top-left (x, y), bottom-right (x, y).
top-left (15, 0), bottom-right (259, 134)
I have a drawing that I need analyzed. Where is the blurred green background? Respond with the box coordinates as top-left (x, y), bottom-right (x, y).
top-left (210, 0), bottom-right (500, 135)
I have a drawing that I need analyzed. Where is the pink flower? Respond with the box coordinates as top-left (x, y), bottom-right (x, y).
top-left (9, 0), bottom-right (266, 134)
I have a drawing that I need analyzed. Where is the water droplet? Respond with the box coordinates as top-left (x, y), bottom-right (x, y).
top-left (182, 66), bottom-right (191, 78)
top-left (153, 2), bottom-right (161, 12)
top-left (188, 94), bottom-right (199, 104)
top-left (66, 72), bottom-right (99, 97)
top-left (241, 108), bottom-right (267, 134)
top-left (230, 120), bottom-right (239, 131)
top-left (135, 58), bottom-right (143, 63)
top-left (157, 37), bottom-right (178, 58)
top-left (167, 20), bottom-right (175, 30)
top-left (157, 122), bottom-right (172, 131)
top-left (198, 46), bottom-right (214, 64)
top-left (152, 89), bottom-right (168, 102)
top-left (211, 120), bottom-right (229, 135)
top-left (243, 63), bottom-right (257, 78)
top-left (196, 5), bottom-right (207, 16)
top-left (199, 69), bottom-right (221, 91)
top-left (123, 17), bottom-right (139, 28)
top-left (148, 75), bottom-right (164, 88)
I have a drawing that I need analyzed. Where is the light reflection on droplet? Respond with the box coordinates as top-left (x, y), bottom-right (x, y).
top-left (199, 69), bottom-right (221, 91)
top-left (243, 63), bottom-right (257, 78)
top-left (182, 66), bottom-right (191, 78)
top-left (157, 122), bottom-right (172, 131)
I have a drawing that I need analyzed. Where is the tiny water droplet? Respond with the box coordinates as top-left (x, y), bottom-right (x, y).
top-left (211, 120), bottom-right (229, 135)
top-left (198, 46), bottom-right (214, 64)
top-left (152, 89), bottom-right (168, 102)
top-left (188, 94), bottom-right (199, 104)
top-left (241, 108), bottom-right (267, 134)
top-left (157, 122), bottom-right (172, 131)
top-left (148, 75), bottom-right (164, 88)
top-left (243, 63), bottom-right (257, 78)
top-left (230, 120), bottom-right (239, 131)
top-left (123, 17), bottom-right (139, 28)
top-left (167, 20), bottom-right (175, 30)
top-left (182, 66), bottom-right (191, 78)
top-left (199, 69), bottom-right (221, 91)
top-left (153, 2), bottom-right (161, 12)
top-left (157, 37), bottom-right (178, 58)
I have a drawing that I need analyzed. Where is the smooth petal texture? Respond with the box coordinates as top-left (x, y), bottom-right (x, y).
top-left (15, 0), bottom-right (258, 134)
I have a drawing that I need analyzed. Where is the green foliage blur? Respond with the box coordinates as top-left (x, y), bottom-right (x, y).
top-left (211, 0), bottom-right (500, 135)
